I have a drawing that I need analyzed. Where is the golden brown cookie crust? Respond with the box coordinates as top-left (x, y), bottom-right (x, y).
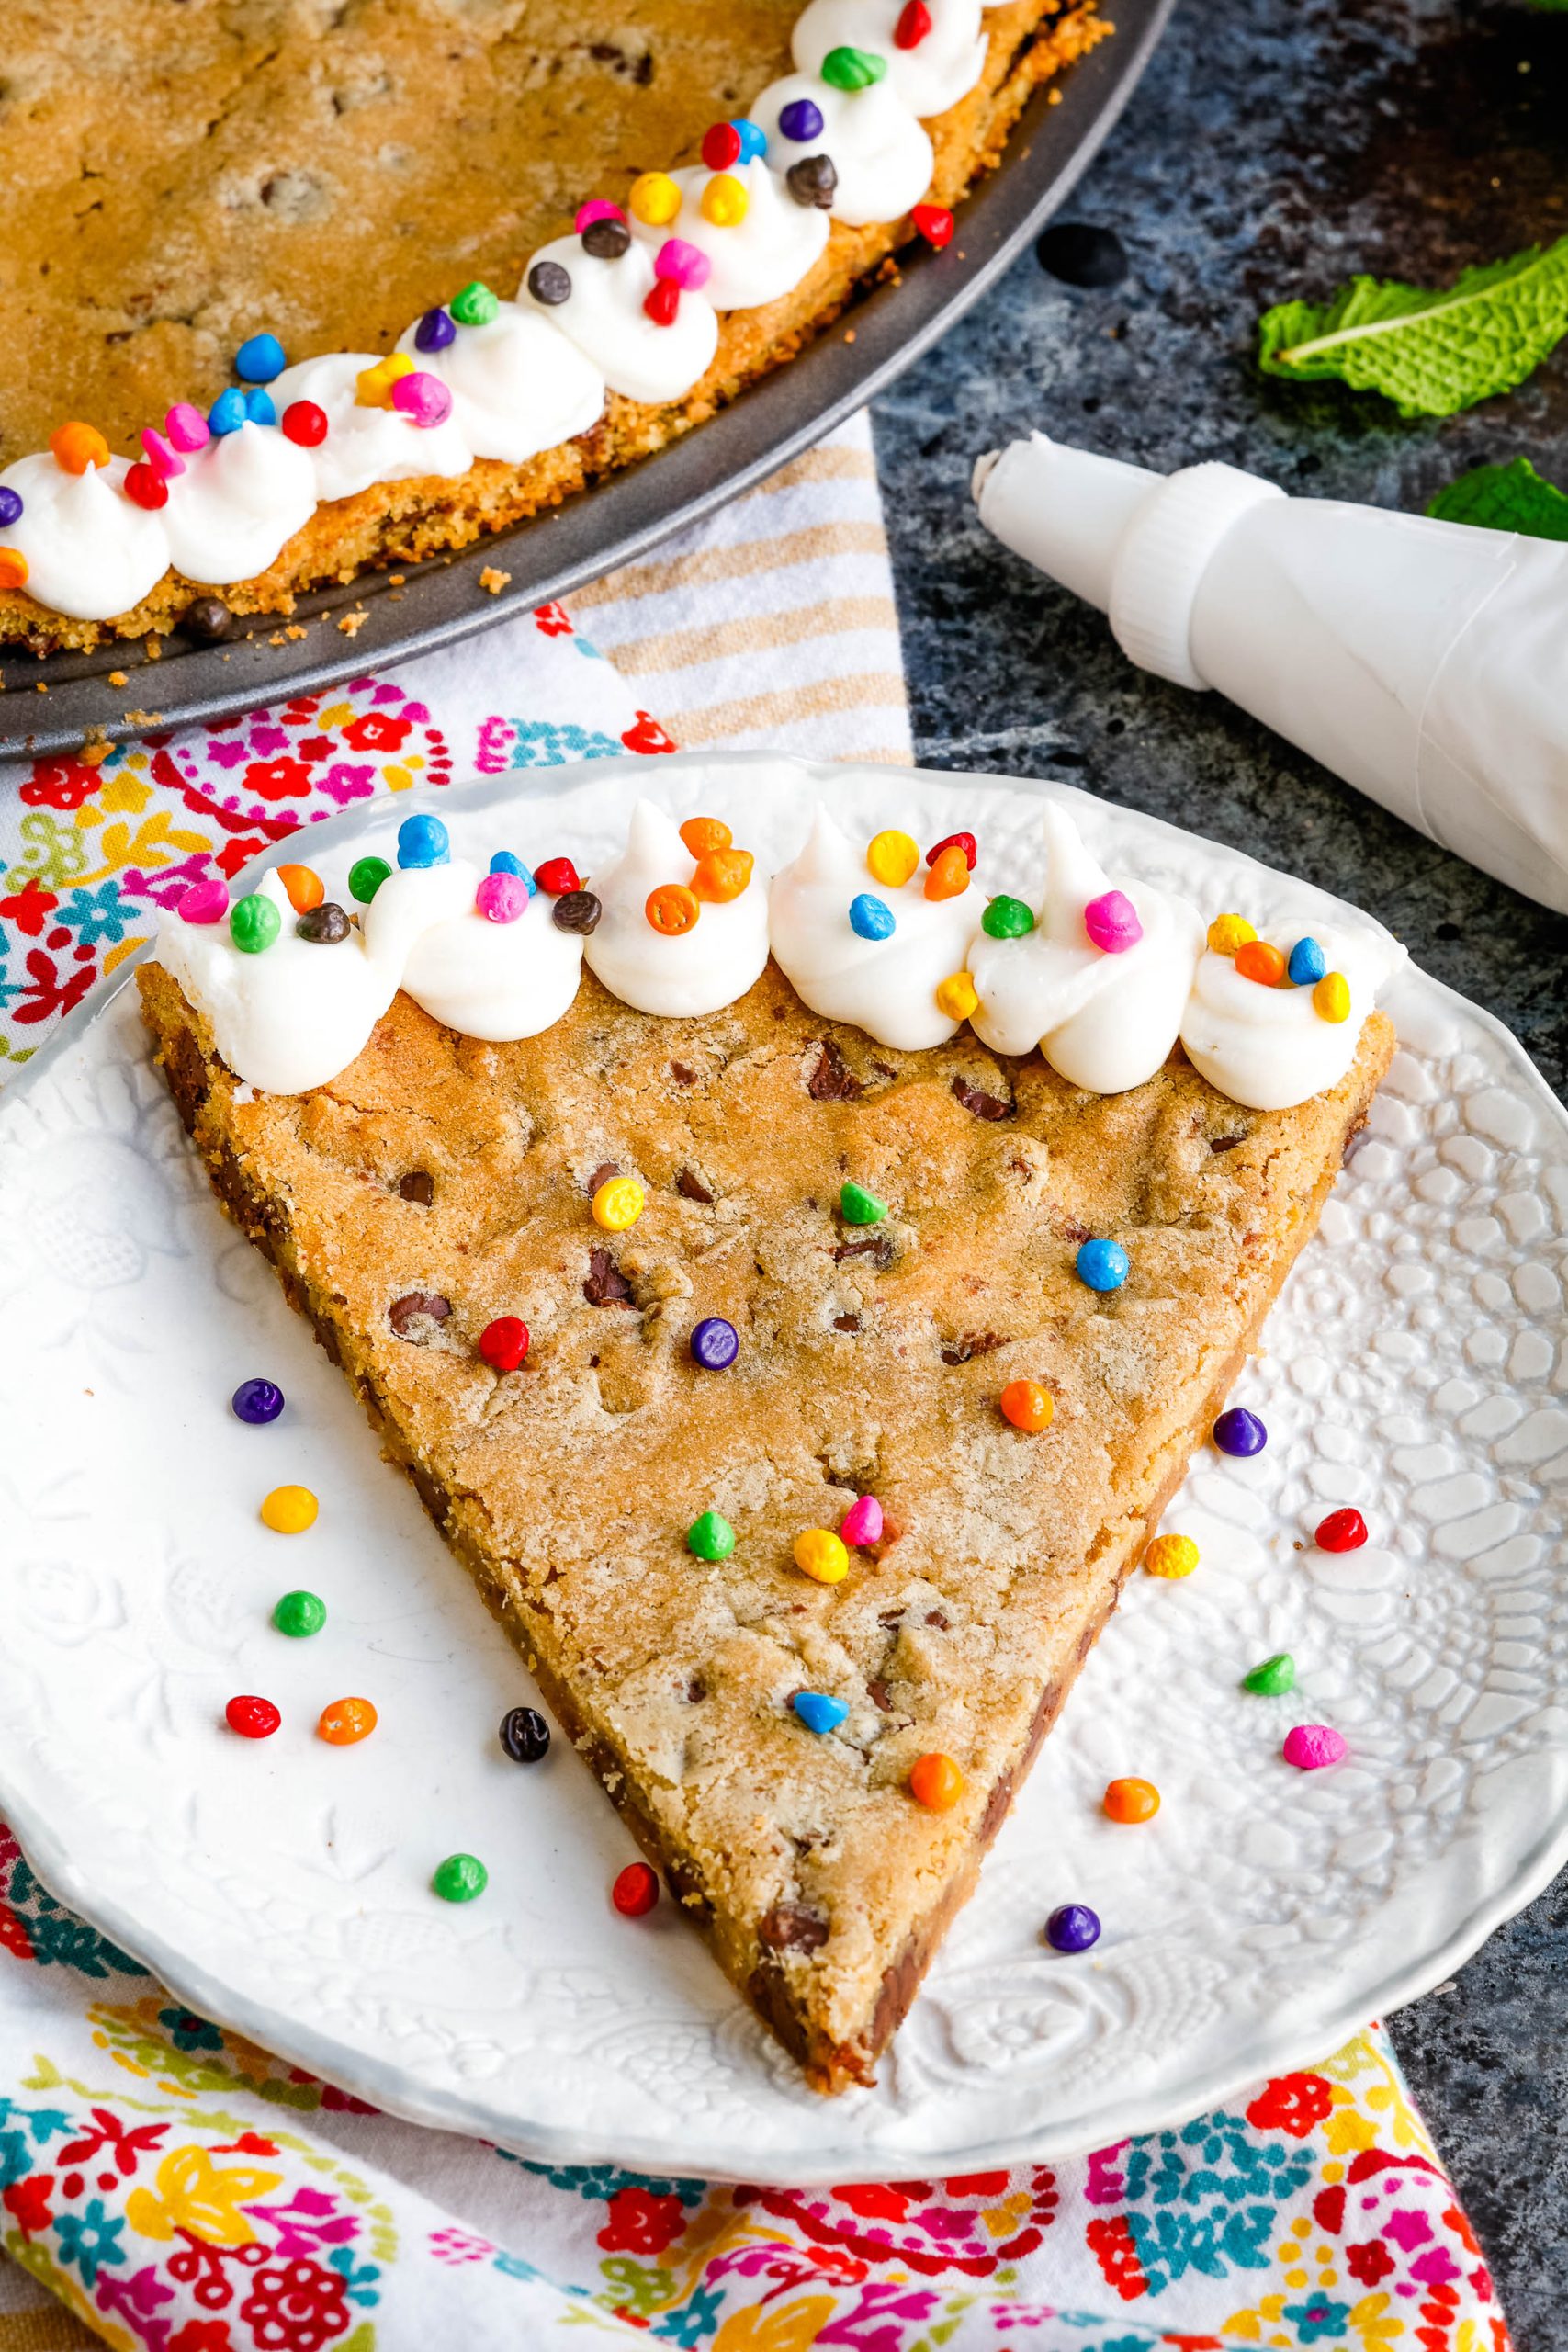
top-left (138, 951), bottom-right (1393, 2089)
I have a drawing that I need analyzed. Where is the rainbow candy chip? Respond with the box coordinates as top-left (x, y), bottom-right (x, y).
top-left (655, 237), bottom-right (713, 291)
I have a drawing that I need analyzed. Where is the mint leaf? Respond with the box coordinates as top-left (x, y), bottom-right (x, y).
top-left (1258, 239), bottom-right (1568, 417)
top-left (1426, 455), bottom-right (1568, 539)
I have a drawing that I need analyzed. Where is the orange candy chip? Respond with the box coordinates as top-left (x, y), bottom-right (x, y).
top-left (924, 844), bottom-right (970, 902)
top-left (1103, 1775), bottom-right (1161, 1824)
top-left (0, 549), bottom-right (28, 592)
top-left (909, 1751), bottom-right (964, 1811)
top-left (646, 883), bottom-right (701, 935)
top-left (276, 864), bottom-right (324, 914)
top-left (318, 1696), bottom-right (378, 1746)
top-left (691, 848), bottom-right (754, 903)
top-left (1235, 938), bottom-right (1287, 988)
top-left (999, 1379), bottom-right (1055, 1433)
top-left (50, 422), bottom-right (110, 475)
top-left (680, 816), bottom-right (732, 858)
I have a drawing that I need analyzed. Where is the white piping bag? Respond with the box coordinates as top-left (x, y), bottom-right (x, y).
top-left (974, 432), bottom-right (1568, 915)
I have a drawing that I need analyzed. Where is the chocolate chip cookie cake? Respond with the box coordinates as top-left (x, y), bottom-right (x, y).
top-left (0, 0), bottom-right (1108, 649)
top-left (136, 767), bottom-right (1402, 2088)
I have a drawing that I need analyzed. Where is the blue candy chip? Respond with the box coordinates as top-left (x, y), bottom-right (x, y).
top-left (235, 332), bottom-right (286, 383)
top-left (1287, 935), bottom-right (1327, 987)
top-left (793, 1691), bottom-right (849, 1736)
top-left (849, 892), bottom-right (896, 942)
top-left (208, 388), bottom-right (248, 436)
top-left (1076, 1237), bottom-right (1129, 1293)
top-left (730, 116), bottom-right (767, 162)
top-left (243, 387), bottom-right (276, 426)
top-left (490, 851), bottom-right (536, 891)
top-left (398, 812), bottom-right (451, 869)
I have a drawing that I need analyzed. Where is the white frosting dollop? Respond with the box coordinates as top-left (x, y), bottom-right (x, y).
top-left (0, 454), bottom-right (170, 621)
top-left (791, 0), bottom-right (987, 117)
top-left (1179, 924), bottom-right (1401, 1111)
top-left (160, 422), bottom-right (320, 584)
top-left (628, 159), bottom-right (829, 310)
top-left (751, 69), bottom-right (935, 227)
top-left (396, 886), bottom-right (586, 1038)
top-left (967, 804), bottom-right (1204, 1091)
top-left (584, 800), bottom-right (770, 1016)
top-left (393, 304), bottom-right (604, 464)
top-left (768, 806), bottom-right (979, 1049)
top-left (270, 355), bottom-right (475, 503)
top-left (521, 235), bottom-right (719, 405)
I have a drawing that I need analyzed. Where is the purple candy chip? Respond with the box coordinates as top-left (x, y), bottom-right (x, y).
top-left (0, 487), bottom-right (22, 529)
top-left (779, 97), bottom-right (826, 142)
top-left (415, 307), bottom-right (457, 353)
top-left (690, 1317), bottom-right (739, 1371)
top-left (1213, 1406), bottom-right (1268, 1458)
top-left (1045, 1902), bottom-right (1100, 1954)
top-left (231, 1376), bottom-right (285, 1426)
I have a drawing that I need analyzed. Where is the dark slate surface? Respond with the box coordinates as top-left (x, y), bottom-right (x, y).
top-left (872, 0), bottom-right (1568, 2338)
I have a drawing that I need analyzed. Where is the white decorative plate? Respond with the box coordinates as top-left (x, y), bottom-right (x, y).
top-left (2, 752), bottom-right (1565, 2185)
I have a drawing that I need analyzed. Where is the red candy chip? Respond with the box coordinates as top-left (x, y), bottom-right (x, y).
top-left (1315, 1507), bottom-right (1368, 1553)
top-left (282, 400), bottom-right (328, 448)
top-left (643, 278), bottom-right (681, 327)
top-left (912, 203), bottom-right (955, 251)
top-left (534, 856), bottom-right (581, 896)
top-left (701, 120), bottom-right (743, 172)
top-left (612, 1861), bottom-right (660, 1917)
top-left (226, 1694), bottom-right (281, 1740)
top-left (124, 460), bottom-right (169, 511)
top-left (896, 0), bottom-right (933, 47)
top-left (479, 1315), bottom-right (529, 1372)
top-left (925, 828), bottom-right (976, 870)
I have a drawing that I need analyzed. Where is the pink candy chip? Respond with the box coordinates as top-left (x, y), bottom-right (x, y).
top-left (655, 236), bottom-right (713, 291)
top-left (1282, 1724), bottom-right (1347, 1772)
top-left (179, 879), bottom-right (230, 925)
top-left (839, 1495), bottom-right (884, 1549)
top-left (391, 371), bottom-right (454, 430)
top-left (141, 426), bottom-right (185, 481)
top-left (474, 872), bottom-right (529, 924)
top-left (164, 401), bottom-right (210, 455)
top-left (575, 198), bottom-right (626, 232)
top-left (1083, 888), bottom-right (1143, 955)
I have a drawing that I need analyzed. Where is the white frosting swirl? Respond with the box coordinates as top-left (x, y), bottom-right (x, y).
top-left (751, 69), bottom-right (935, 227)
top-left (791, 0), bottom-right (987, 116)
top-left (393, 304), bottom-right (604, 464)
top-left (628, 159), bottom-right (829, 310)
top-left (967, 804), bottom-right (1204, 1091)
top-left (271, 356), bottom-right (475, 503)
top-left (584, 799), bottom-right (770, 1015)
top-left (1179, 924), bottom-right (1400, 1111)
top-left (768, 806), bottom-right (979, 1049)
top-left (521, 236), bottom-right (719, 405)
top-left (0, 454), bottom-right (169, 621)
top-left (161, 422), bottom-right (320, 585)
top-left (394, 885), bottom-right (586, 1038)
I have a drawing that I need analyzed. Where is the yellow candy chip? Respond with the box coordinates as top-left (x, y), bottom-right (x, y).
top-left (262, 1484), bottom-right (319, 1535)
top-left (1207, 913), bottom-right (1257, 957)
top-left (866, 830), bottom-right (919, 888)
top-left (701, 172), bottom-right (750, 228)
top-left (935, 971), bottom-right (979, 1022)
top-left (355, 353), bottom-right (414, 408)
top-left (1314, 971), bottom-right (1351, 1023)
top-left (794, 1528), bottom-right (850, 1585)
top-left (1145, 1532), bottom-right (1199, 1579)
top-left (592, 1176), bottom-right (646, 1233)
top-left (629, 170), bottom-right (682, 227)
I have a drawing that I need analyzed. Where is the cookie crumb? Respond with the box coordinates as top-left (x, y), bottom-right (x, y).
top-left (337, 609), bottom-right (368, 638)
top-left (107, 669), bottom-right (128, 687)
top-left (124, 708), bottom-right (162, 726)
top-left (479, 567), bottom-right (512, 595)
top-left (143, 635), bottom-right (162, 660)
top-left (285, 623), bottom-right (308, 640)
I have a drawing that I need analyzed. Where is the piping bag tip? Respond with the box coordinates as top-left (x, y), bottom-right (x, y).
top-left (972, 429), bottom-right (1160, 615)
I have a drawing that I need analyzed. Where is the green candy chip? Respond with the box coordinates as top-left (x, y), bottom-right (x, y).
top-left (451, 280), bottom-right (501, 326)
top-left (687, 1510), bottom-right (736, 1563)
top-left (348, 854), bottom-right (392, 905)
top-left (230, 892), bottom-right (281, 955)
top-left (272, 1589), bottom-right (327, 1638)
top-left (432, 1852), bottom-right (489, 1903)
top-left (840, 1180), bottom-right (886, 1227)
top-left (820, 43), bottom-right (886, 89)
top-left (982, 894), bottom-right (1035, 940)
top-left (1242, 1651), bottom-right (1296, 1696)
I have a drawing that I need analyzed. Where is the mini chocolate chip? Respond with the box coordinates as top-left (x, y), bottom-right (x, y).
top-left (1036, 220), bottom-right (1129, 288)
top-left (952, 1074), bottom-right (1011, 1120)
top-left (1210, 1134), bottom-right (1245, 1153)
top-left (758, 1903), bottom-right (829, 1952)
top-left (527, 258), bottom-right (571, 305)
top-left (583, 1245), bottom-right (634, 1306)
top-left (180, 594), bottom-right (233, 642)
top-left (499, 1705), bottom-right (550, 1762)
top-left (807, 1040), bottom-right (863, 1101)
top-left (786, 153), bottom-right (838, 209)
top-left (398, 1170), bottom-right (435, 1205)
top-left (940, 1330), bottom-right (1008, 1366)
top-left (670, 1060), bottom-right (696, 1085)
top-left (581, 216), bottom-right (631, 259)
top-left (833, 1233), bottom-right (894, 1269)
top-left (587, 1161), bottom-right (621, 1195)
top-left (925, 1609), bottom-right (950, 1629)
top-left (296, 901), bottom-right (351, 944)
top-left (867, 1677), bottom-right (893, 1712)
top-left (832, 1312), bottom-right (861, 1332)
top-left (676, 1168), bottom-right (714, 1204)
top-left (389, 1289), bottom-right (452, 1336)
top-left (553, 890), bottom-right (601, 935)
top-left (684, 1673), bottom-right (708, 1702)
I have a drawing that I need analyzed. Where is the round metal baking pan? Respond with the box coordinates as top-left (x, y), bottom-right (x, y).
top-left (0, 0), bottom-right (1172, 763)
